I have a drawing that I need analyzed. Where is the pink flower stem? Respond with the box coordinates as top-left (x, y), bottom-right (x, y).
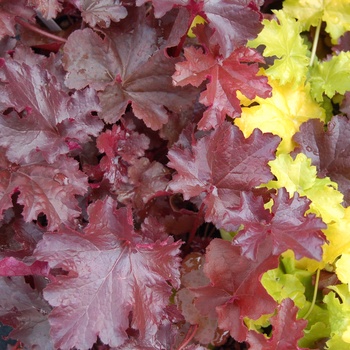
top-left (15, 17), bottom-right (67, 43)
top-left (187, 202), bottom-right (205, 247)
top-left (177, 324), bottom-right (199, 350)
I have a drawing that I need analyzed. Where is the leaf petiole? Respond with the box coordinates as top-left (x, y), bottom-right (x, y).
top-left (309, 20), bottom-right (322, 67)
top-left (15, 17), bottom-right (67, 43)
top-left (177, 324), bottom-right (199, 350)
top-left (303, 268), bottom-right (320, 319)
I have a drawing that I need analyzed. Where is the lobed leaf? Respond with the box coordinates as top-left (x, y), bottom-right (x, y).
top-left (167, 122), bottom-right (280, 229)
top-left (80, 0), bottom-right (127, 28)
top-left (34, 197), bottom-right (182, 349)
top-left (324, 285), bottom-right (350, 348)
top-left (173, 46), bottom-right (271, 130)
top-left (265, 153), bottom-right (345, 224)
top-left (246, 299), bottom-right (308, 350)
top-left (0, 153), bottom-right (88, 231)
top-left (231, 189), bottom-right (327, 261)
top-left (28, 0), bottom-right (63, 19)
top-left (63, 15), bottom-right (196, 130)
top-left (0, 0), bottom-right (35, 39)
top-left (293, 116), bottom-right (350, 206)
top-left (137, 0), bottom-right (264, 58)
top-left (283, 0), bottom-right (350, 43)
top-left (235, 78), bottom-right (325, 154)
top-left (0, 56), bottom-right (103, 164)
top-left (0, 276), bottom-right (53, 349)
top-left (191, 238), bottom-right (278, 342)
top-left (308, 52), bottom-right (350, 102)
top-left (248, 10), bottom-right (310, 85)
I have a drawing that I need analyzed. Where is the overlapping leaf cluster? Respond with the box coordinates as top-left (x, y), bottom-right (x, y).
top-left (0, 0), bottom-right (350, 349)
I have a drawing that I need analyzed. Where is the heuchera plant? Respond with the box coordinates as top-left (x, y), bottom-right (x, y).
top-left (1, 0), bottom-right (350, 349)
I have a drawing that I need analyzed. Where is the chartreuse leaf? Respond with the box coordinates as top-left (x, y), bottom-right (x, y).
top-left (220, 225), bottom-right (243, 241)
top-left (324, 284), bottom-right (350, 348)
top-left (187, 15), bottom-right (206, 38)
top-left (260, 251), bottom-right (330, 348)
top-left (235, 78), bottom-right (325, 154)
top-left (263, 153), bottom-right (348, 273)
top-left (248, 10), bottom-right (310, 85)
top-left (244, 313), bottom-right (273, 334)
top-left (309, 52), bottom-right (350, 102)
top-left (300, 321), bottom-right (329, 349)
top-left (262, 251), bottom-right (313, 309)
top-left (279, 251), bottom-right (316, 301)
top-left (261, 266), bottom-right (307, 309)
top-left (336, 254), bottom-right (350, 288)
top-left (264, 153), bottom-right (344, 224)
top-left (293, 208), bottom-right (350, 273)
top-left (283, 0), bottom-right (350, 44)
top-left (322, 207), bottom-right (350, 265)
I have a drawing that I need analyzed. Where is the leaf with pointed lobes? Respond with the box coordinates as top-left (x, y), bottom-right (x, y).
top-left (246, 298), bottom-right (309, 350)
top-left (231, 188), bottom-right (327, 261)
top-left (28, 0), bottom-right (62, 19)
top-left (0, 276), bottom-right (53, 350)
top-left (34, 197), bottom-right (182, 350)
top-left (191, 238), bottom-right (278, 343)
top-left (137, 0), bottom-right (264, 59)
top-left (0, 55), bottom-right (103, 164)
top-left (293, 116), bottom-right (350, 206)
top-left (0, 154), bottom-right (88, 231)
top-left (63, 9), bottom-right (197, 130)
top-left (173, 46), bottom-right (271, 130)
top-left (167, 122), bottom-right (280, 230)
top-left (80, 0), bottom-right (127, 28)
top-left (0, 257), bottom-right (50, 277)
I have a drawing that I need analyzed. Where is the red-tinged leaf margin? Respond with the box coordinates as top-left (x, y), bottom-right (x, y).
top-left (0, 154), bottom-right (88, 231)
top-left (246, 298), bottom-right (309, 350)
top-left (293, 116), bottom-right (350, 206)
top-left (167, 122), bottom-right (280, 229)
top-left (173, 46), bottom-right (271, 130)
top-left (34, 197), bottom-right (182, 350)
top-left (231, 189), bottom-right (327, 261)
top-left (0, 257), bottom-right (50, 277)
top-left (0, 276), bottom-right (53, 350)
top-left (191, 238), bottom-right (279, 342)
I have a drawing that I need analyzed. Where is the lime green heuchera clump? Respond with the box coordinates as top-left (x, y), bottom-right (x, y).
top-left (226, 1), bottom-right (350, 348)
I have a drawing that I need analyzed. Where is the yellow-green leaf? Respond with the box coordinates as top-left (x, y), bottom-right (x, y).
top-left (187, 15), bottom-right (206, 38)
top-left (264, 153), bottom-right (344, 224)
top-left (336, 254), bottom-right (350, 288)
top-left (248, 10), bottom-right (310, 85)
top-left (324, 285), bottom-right (350, 347)
top-left (309, 52), bottom-right (350, 102)
top-left (322, 208), bottom-right (350, 265)
top-left (283, 0), bottom-right (350, 43)
top-left (261, 267), bottom-right (307, 309)
top-left (235, 79), bottom-right (325, 154)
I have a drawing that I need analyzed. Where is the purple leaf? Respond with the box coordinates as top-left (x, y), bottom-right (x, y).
top-left (231, 189), bottom-right (327, 261)
top-left (167, 122), bottom-right (280, 228)
top-left (34, 197), bottom-right (182, 349)
top-left (293, 115), bottom-right (350, 206)
top-left (63, 13), bottom-right (197, 129)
